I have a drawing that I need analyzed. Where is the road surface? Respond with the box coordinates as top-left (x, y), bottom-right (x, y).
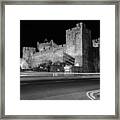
top-left (20, 78), bottom-right (100, 100)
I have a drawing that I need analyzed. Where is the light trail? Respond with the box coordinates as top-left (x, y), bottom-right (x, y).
top-left (86, 90), bottom-right (100, 100)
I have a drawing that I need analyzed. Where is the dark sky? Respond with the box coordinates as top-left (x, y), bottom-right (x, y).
top-left (20, 20), bottom-right (100, 57)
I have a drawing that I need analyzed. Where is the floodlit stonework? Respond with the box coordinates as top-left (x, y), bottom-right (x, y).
top-left (22, 22), bottom-right (93, 72)
top-left (32, 41), bottom-right (66, 67)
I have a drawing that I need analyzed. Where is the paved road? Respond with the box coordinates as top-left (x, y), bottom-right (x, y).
top-left (20, 78), bottom-right (100, 100)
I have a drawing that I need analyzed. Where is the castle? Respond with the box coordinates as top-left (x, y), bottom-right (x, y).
top-left (22, 22), bottom-right (94, 72)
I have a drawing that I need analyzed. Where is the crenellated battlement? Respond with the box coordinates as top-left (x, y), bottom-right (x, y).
top-left (66, 23), bottom-right (83, 46)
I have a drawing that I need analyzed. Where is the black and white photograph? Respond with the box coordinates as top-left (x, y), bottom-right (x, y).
top-left (20, 20), bottom-right (100, 100)
top-left (2, 2), bottom-right (117, 117)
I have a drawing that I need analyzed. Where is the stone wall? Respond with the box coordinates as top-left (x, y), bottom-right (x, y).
top-left (66, 22), bottom-right (92, 72)
top-left (22, 22), bottom-right (97, 72)
top-left (23, 47), bottom-right (36, 60)
top-left (31, 45), bottom-right (64, 68)
top-left (92, 38), bottom-right (100, 72)
top-left (22, 47), bottom-right (36, 68)
top-left (82, 26), bottom-right (92, 72)
top-left (66, 23), bottom-right (83, 66)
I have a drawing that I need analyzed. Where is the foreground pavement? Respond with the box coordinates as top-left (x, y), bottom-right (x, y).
top-left (20, 73), bottom-right (100, 100)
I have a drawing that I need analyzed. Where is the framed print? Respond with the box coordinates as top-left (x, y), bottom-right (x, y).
top-left (0, 0), bottom-right (119, 119)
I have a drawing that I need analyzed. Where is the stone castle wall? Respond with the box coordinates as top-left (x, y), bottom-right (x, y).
top-left (31, 47), bottom-right (64, 68)
top-left (66, 23), bottom-right (83, 66)
top-left (22, 22), bottom-right (93, 72)
top-left (23, 47), bottom-right (36, 61)
top-left (30, 42), bottom-right (66, 67)
top-left (82, 28), bottom-right (92, 72)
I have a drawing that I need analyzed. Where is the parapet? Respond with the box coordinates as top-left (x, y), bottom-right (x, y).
top-left (66, 23), bottom-right (83, 35)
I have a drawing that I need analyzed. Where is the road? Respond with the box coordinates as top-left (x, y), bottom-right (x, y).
top-left (20, 78), bottom-right (100, 100)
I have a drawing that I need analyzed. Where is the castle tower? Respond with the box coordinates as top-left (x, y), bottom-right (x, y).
top-left (66, 23), bottom-right (83, 66)
top-left (22, 47), bottom-right (36, 68)
top-left (23, 47), bottom-right (36, 60)
top-left (66, 22), bottom-right (92, 72)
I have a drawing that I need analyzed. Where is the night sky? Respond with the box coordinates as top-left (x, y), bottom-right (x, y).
top-left (20, 20), bottom-right (100, 57)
